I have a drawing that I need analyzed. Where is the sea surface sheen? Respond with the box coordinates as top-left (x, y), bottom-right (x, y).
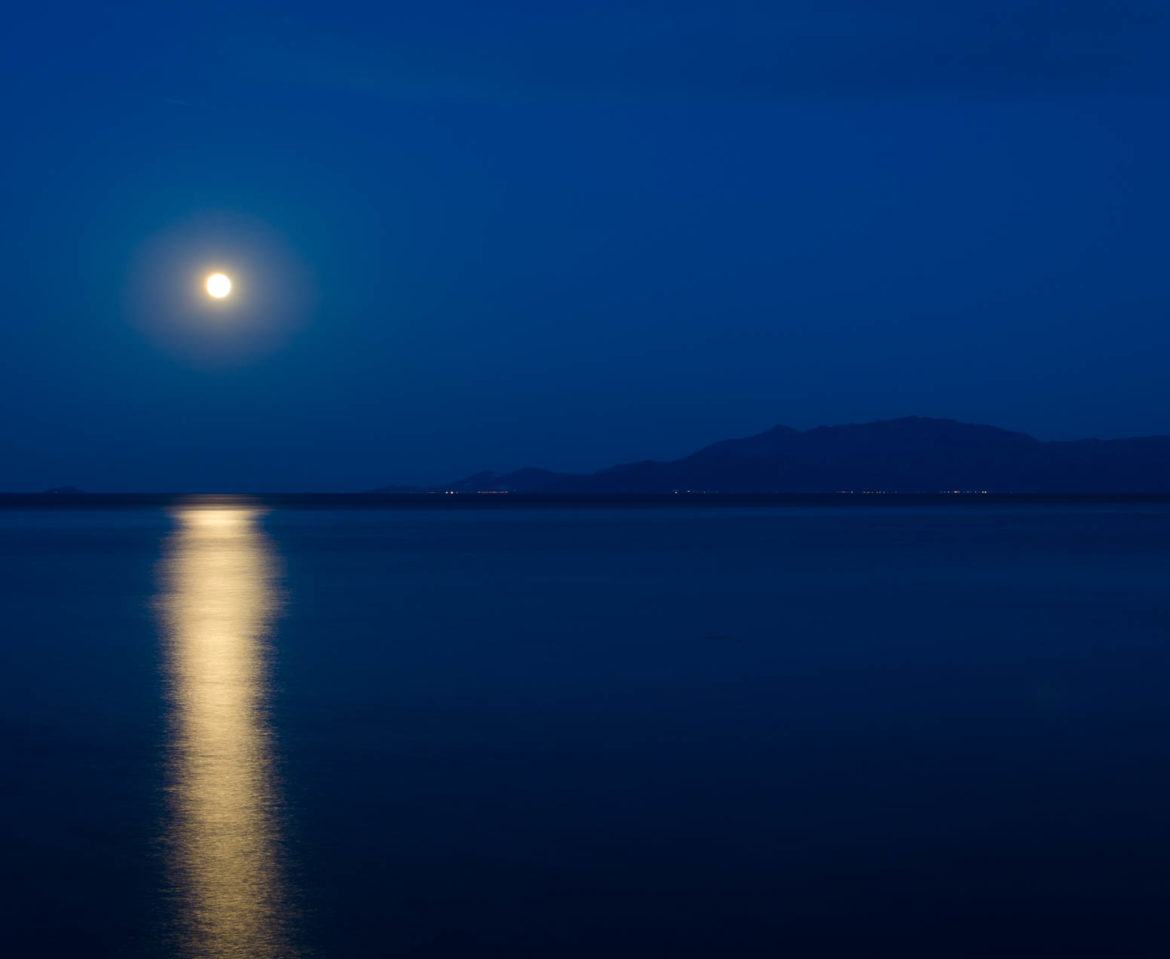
top-left (3, 501), bottom-right (1170, 956)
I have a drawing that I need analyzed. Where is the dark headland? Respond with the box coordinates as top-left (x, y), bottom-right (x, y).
top-left (17, 417), bottom-right (1170, 502)
top-left (379, 416), bottom-right (1170, 495)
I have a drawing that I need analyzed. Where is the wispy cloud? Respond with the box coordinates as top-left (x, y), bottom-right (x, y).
top-left (217, 1), bottom-right (1170, 104)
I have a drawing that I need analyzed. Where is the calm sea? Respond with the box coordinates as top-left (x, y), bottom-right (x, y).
top-left (4, 501), bottom-right (1170, 957)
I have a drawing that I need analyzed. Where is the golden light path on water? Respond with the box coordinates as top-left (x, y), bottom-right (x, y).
top-left (157, 506), bottom-right (294, 958)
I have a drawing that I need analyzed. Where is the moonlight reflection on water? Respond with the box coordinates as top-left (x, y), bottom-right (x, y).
top-left (157, 506), bottom-right (295, 958)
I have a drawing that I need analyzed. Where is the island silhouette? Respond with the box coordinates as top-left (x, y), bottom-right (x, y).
top-left (378, 417), bottom-right (1170, 494)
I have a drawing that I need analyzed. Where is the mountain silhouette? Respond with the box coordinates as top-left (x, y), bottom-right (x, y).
top-left (421, 417), bottom-right (1170, 493)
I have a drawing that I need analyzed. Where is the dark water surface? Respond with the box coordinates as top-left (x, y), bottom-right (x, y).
top-left (4, 502), bottom-right (1170, 956)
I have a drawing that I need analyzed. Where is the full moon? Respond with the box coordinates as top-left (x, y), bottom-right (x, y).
top-left (205, 273), bottom-right (232, 299)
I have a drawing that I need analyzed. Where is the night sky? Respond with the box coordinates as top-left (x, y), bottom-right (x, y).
top-left (3, 2), bottom-right (1168, 491)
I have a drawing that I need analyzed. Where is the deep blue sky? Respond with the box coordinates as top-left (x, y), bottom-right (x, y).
top-left (2, 2), bottom-right (1168, 490)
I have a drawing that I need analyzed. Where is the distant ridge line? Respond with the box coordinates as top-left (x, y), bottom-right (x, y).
top-left (374, 416), bottom-right (1170, 495)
